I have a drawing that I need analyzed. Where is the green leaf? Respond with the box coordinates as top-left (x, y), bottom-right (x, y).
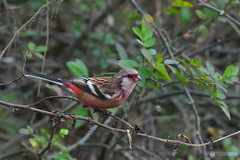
top-left (59, 129), bottom-right (69, 138)
top-left (176, 71), bottom-right (187, 86)
top-left (212, 72), bottom-right (222, 81)
top-left (136, 56), bottom-right (143, 62)
top-left (196, 68), bottom-right (205, 76)
top-left (28, 42), bottom-right (36, 52)
top-left (206, 61), bottom-right (215, 75)
top-left (232, 66), bottom-right (239, 76)
top-left (203, 7), bottom-right (218, 19)
top-left (74, 108), bottom-right (88, 128)
top-left (35, 45), bottom-right (47, 53)
top-left (198, 67), bottom-right (210, 75)
top-left (33, 52), bottom-right (44, 59)
top-left (167, 65), bottom-right (177, 74)
top-left (118, 60), bottom-right (139, 69)
top-left (223, 77), bottom-right (234, 84)
top-left (148, 49), bottom-right (157, 55)
top-left (198, 25), bottom-right (208, 37)
top-left (221, 81), bottom-right (228, 88)
top-left (138, 76), bottom-right (146, 87)
top-left (190, 59), bottom-right (202, 67)
top-left (231, 76), bottom-right (239, 82)
top-left (144, 37), bottom-right (155, 48)
top-left (172, 0), bottom-right (193, 7)
top-left (178, 64), bottom-right (186, 73)
top-left (157, 53), bottom-right (163, 63)
top-left (116, 42), bottom-right (128, 60)
top-left (19, 128), bottom-right (30, 135)
top-left (189, 67), bottom-right (196, 78)
top-left (138, 66), bottom-right (152, 78)
top-left (136, 39), bottom-right (143, 45)
top-left (223, 66), bottom-right (229, 78)
top-left (141, 18), bottom-right (146, 33)
top-left (67, 59), bottom-right (89, 77)
top-left (216, 83), bottom-right (227, 94)
top-left (155, 63), bottom-right (170, 80)
top-left (218, 102), bottom-right (231, 119)
top-left (175, 57), bottom-right (188, 67)
top-left (216, 91), bottom-right (226, 99)
top-left (222, 139), bottom-right (231, 148)
top-left (137, 66), bottom-right (152, 87)
top-left (143, 29), bottom-right (153, 41)
top-left (164, 59), bottom-right (180, 65)
top-left (27, 126), bottom-right (34, 134)
top-left (143, 13), bottom-right (154, 23)
top-left (29, 138), bottom-right (38, 148)
top-left (180, 7), bottom-right (192, 24)
top-left (196, 10), bottom-right (208, 20)
top-left (147, 81), bottom-right (156, 89)
top-left (141, 48), bottom-right (153, 62)
top-left (167, 8), bottom-right (180, 15)
top-left (133, 27), bottom-right (142, 39)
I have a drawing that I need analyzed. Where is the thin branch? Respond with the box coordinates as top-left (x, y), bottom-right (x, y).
top-left (0, 73), bottom-right (24, 86)
top-left (38, 116), bottom-right (61, 159)
top-left (0, 98), bottom-right (240, 149)
top-left (38, 0), bottom-right (50, 95)
top-left (0, 0), bottom-right (61, 59)
top-left (197, 0), bottom-right (240, 26)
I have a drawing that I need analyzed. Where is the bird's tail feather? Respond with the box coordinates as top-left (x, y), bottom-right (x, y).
top-left (25, 72), bottom-right (64, 86)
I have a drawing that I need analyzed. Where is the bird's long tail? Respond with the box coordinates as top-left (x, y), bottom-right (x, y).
top-left (25, 72), bottom-right (64, 86)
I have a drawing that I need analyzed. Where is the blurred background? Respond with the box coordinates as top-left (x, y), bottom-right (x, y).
top-left (0, 0), bottom-right (240, 159)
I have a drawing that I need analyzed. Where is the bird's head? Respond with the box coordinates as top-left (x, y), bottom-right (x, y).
top-left (113, 68), bottom-right (141, 92)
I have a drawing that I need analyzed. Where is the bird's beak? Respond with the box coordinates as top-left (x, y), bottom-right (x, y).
top-left (135, 75), bottom-right (142, 81)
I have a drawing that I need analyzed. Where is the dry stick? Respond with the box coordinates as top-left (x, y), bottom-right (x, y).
top-left (37, 0), bottom-right (50, 95)
top-left (1, 98), bottom-right (240, 148)
top-left (0, 0), bottom-right (60, 59)
top-left (0, 73), bottom-right (24, 86)
top-left (0, 99), bottom-right (126, 133)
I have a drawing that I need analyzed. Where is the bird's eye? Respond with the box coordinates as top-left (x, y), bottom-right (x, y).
top-left (127, 74), bottom-right (133, 78)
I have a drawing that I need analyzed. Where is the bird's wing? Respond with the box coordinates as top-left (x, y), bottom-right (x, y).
top-left (70, 77), bottom-right (116, 100)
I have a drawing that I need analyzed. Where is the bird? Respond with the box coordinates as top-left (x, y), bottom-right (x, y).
top-left (25, 68), bottom-right (141, 109)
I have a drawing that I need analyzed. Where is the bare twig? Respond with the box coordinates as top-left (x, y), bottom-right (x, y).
top-left (37, 0), bottom-right (50, 95)
top-left (0, 73), bottom-right (24, 86)
top-left (0, 0), bottom-right (62, 59)
top-left (0, 97), bottom-right (240, 149)
top-left (38, 116), bottom-right (61, 159)
top-left (197, 0), bottom-right (240, 26)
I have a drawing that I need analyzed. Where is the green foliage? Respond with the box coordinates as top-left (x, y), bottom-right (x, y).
top-left (167, 8), bottom-right (180, 15)
top-left (118, 60), bottom-right (139, 68)
top-left (67, 59), bottom-right (89, 77)
top-left (222, 139), bottom-right (239, 160)
top-left (190, 59), bottom-right (202, 67)
top-left (171, 0), bottom-right (193, 7)
top-left (198, 25), bottom-right (208, 37)
top-left (116, 42), bottom-right (128, 60)
top-left (59, 129), bottom-right (69, 138)
top-left (133, 19), bottom-right (155, 48)
top-left (130, 18), bottom-right (239, 119)
top-left (27, 42), bottom-right (47, 59)
top-left (51, 150), bottom-right (77, 160)
top-left (73, 108), bottom-right (89, 128)
top-left (180, 8), bottom-right (192, 24)
top-left (203, 7), bottom-right (218, 19)
top-left (196, 10), bottom-right (208, 20)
